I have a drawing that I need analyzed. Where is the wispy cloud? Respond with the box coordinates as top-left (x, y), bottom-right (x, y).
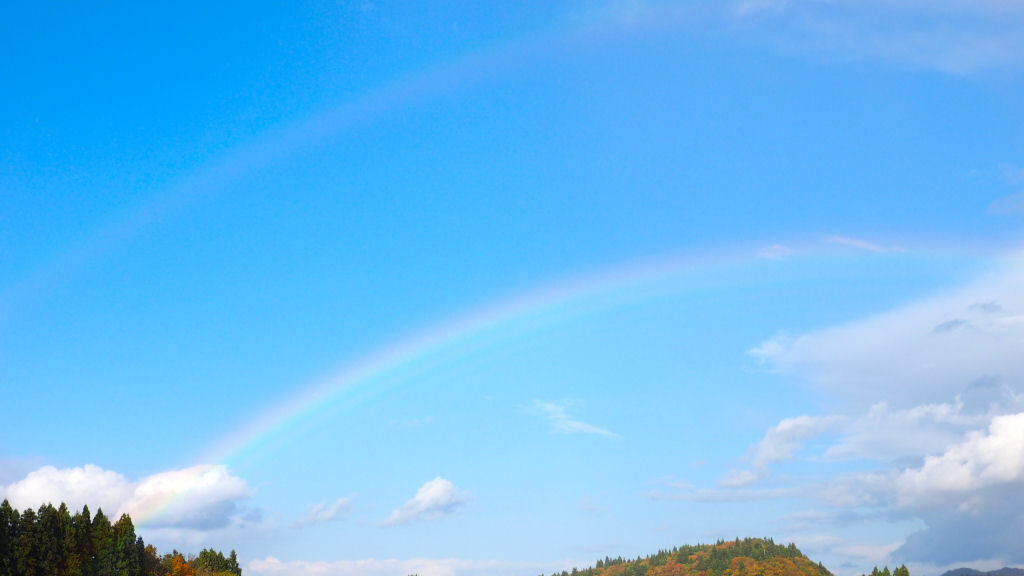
top-left (749, 255), bottom-right (1024, 407)
top-left (989, 191), bottom-right (1024, 215)
top-left (532, 401), bottom-right (619, 438)
top-left (721, 415), bottom-right (843, 487)
top-left (383, 477), bottom-right (466, 526)
top-left (591, 0), bottom-right (1024, 73)
top-left (732, 0), bottom-right (1024, 73)
top-left (826, 235), bottom-right (905, 254)
top-left (757, 244), bottom-right (796, 260)
top-left (295, 497), bottom-right (352, 527)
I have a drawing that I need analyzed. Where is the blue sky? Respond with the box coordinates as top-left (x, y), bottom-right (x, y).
top-left (3, 2), bottom-right (1024, 576)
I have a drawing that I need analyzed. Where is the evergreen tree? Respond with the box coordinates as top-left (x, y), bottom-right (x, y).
top-left (91, 509), bottom-right (114, 576)
top-left (0, 500), bottom-right (19, 576)
top-left (112, 514), bottom-right (140, 576)
top-left (17, 507), bottom-right (40, 576)
top-left (72, 505), bottom-right (94, 576)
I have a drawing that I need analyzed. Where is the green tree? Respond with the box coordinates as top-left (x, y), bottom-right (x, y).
top-left (0, 500), bottom-right (20, 576)
top-left (73, 505), bottom-right (94, 576)
top-left (91, 509), bottom-right (114, 576)
top-left (17, 507), bottom-right (40, 576)
top-left (112, 514), bottom-right (140, 576)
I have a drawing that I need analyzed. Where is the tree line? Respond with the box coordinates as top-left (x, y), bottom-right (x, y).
top-left (0, 500), bottom-right (240, 576)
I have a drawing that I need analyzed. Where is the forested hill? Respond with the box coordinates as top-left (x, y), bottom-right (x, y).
top-left (541, 538), bottom-right (833, 576)
top-left (0, 499), bottom-right (240, 576)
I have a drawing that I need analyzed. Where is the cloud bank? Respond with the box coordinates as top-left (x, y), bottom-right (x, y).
top-left (248, 556), bottom-right (570, 576)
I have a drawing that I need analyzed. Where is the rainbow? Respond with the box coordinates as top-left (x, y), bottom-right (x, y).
top-left (130, 244), bottom-right (804, 527)
top-left (23, 6), bottom-right (913, 528)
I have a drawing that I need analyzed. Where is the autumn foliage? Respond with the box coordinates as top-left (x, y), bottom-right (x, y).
top-left (541, 537), bottom-right (834, 576)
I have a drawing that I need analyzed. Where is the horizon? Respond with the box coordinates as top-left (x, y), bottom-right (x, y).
top-left (3, 2), bottom-right (1024, 576)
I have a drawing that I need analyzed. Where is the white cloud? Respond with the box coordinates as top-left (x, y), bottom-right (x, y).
top-left (383, 477), bottom-right (466, 526)
top-left (1, 464), bottom-right (251, 531)
top-left (296, 497), bottom-right (352, 527)
top-left (721, 415), bottom-right (842, 486)
top-left (823, 400), bottom-right (990, 462)
top-left (897, 412), bottom-right (1024, 504)
top-left (754, 415), bottom-right (843, 468)
top-left (741, 252), bottom-right (1024, 565)
top-left (248, 556), bottom-right (571, 576)
top-left (751, 254), bottom-right (1024, 407)
top-left (3, 464), bottom-right (133, 515)
top-left (532, 401), bottom-right (619, 438)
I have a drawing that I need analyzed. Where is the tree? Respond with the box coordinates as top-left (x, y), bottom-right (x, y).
top-left (73, 505), bottom-right (94, 576)
top-left (0, 500), bottom-right (19, 576)
top-left (91, 509), bottom-right (115, 576)
top-left (112, 514), bottom-right (141, 576)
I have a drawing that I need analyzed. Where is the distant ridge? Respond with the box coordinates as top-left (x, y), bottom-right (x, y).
top-left (940, 569), bottom-right (1024, 576)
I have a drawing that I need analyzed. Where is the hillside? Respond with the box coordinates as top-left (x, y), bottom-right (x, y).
top-left (541, 537), bottom-right (832, 576)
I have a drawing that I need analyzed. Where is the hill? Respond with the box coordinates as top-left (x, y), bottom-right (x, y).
top-left (540, 537), bottom-right (832, 576)
top-left (941, 569), bottom-right (1024, 576)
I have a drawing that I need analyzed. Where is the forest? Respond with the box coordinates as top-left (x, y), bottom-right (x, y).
top-left (0, 500), bottom-right (240, 576)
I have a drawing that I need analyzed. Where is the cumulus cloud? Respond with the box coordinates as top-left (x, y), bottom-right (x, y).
top-left (248, 556), bottom-right (570, 576)
top-left (532, 401), bottom-right (619, 438)
top-left (3, 464), bottom-right (133, 514)
top-left (742, 252), bottom-right (1024, 565)
top-left (821, 397), bottom-right (1001, 462)
top-left (896, 412), bottom-right (1024, 505)
top-left (1, 464), bottom-right (251, 531)
top-left (383, 477), bottom-right (466, 526)
top-left (296, 497), bottom-right (352, 527)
